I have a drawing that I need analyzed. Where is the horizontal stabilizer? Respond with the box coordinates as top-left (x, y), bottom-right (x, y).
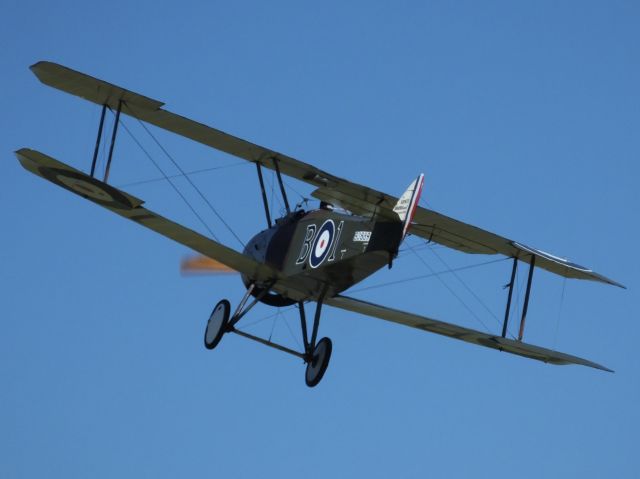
top-left (326, 295), bottom-right (613, 372)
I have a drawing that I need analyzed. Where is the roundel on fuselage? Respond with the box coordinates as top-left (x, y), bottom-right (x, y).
top-left (309, 219), bottom-right (335, 268)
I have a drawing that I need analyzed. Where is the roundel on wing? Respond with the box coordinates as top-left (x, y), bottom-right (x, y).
top-left (38, 167), bottom-right (134, 210)
top-left (309, 220), bottom-right (335, 268)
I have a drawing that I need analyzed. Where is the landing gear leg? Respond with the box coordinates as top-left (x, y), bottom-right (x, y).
top-left (204, 283), bottom-right (274, 350)
top-left (299, 291), bottom-right (333, 388)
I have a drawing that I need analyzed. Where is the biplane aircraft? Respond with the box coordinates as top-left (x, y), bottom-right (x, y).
top-left (17, 61), bottom-right (624, 387)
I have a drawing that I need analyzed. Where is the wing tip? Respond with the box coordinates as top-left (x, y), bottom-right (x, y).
top-left (604, 277), bottom-right (626, 290)
top-left (29, 60), bottom-right (58, 80)
top-left (549, 353), bottom-right (614, 373)
top-left (589, 363), bottom-right (615, 373)
top-left (15, 147), bottom-right (37, 168)
top-left (29, 60), bottom-right (48, 70)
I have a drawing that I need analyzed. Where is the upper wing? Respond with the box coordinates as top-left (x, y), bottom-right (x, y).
top-left (16, 148), bottom-right (279, 283)
top-left (314, 186), bottom-right (624, 287)
top-left (30, 61), bottom-right (622, 288)
top-left (30, 61), bottom-right (361, 192)
top-left (326, 295), bottom-right (612, 372)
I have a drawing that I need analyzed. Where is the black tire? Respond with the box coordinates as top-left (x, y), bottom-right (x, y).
top-left (305, 337), bottom-right (332, 387)
top-left (204, 299), bottom-right (231, 350)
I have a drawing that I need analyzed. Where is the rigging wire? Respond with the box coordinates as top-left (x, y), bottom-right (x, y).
top-left (283, 179), bottom-right (310, 206)
top-left (268, 308), bottom-right (279, 341)
top-left (398, 242), bottom-right (446, 254)
top-left (269, 170), bottom-right (279, 216)
top-left (426, 245), bottom-right (504, 330)
top-left (282, 309), bottom-right (303, 350)
top-left (553, 278), bottom-right (567, 350)
top-left (116, 117), bottom-right (221, 242)
top-left (236, 310), bottom-right (280, 330)
top-left (404, 239), bottom-right (493, 333)
top-left (349, 257), bottom-right (508, 294)
top-left (235, 306), bottom-right (302, 350)
top-left (416, 197), bottom-right (518, 339)
top-left (117, 161), bottom-right (249, 188)
top-left (236, 306), bottom-right (296, 330)
top-left (127, 107), bottom-right (245, 248)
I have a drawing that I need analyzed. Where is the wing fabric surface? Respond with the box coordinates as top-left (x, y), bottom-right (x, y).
top-left (30, 61), bottom-right (622, 288)
top-left (326, 295), bottom-right (612, 372)
top-left (16, 148), bottom-right (278, 282)
top-left (311, 189), bottom-right (623, 287)
top-left (30, 61), bottom-right (370, 196)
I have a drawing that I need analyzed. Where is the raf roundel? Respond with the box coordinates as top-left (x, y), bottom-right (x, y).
top-left (309, 220), bottom-right (335, 268)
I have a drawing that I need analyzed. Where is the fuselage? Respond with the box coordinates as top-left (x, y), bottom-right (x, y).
top-left (242, 208), bottom-right (403, 305)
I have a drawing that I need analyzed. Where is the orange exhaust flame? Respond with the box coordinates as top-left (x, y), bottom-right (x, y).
top-left (180, 255), bottom-right (237, 275)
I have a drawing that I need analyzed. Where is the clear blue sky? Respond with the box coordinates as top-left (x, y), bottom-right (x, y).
top-left (2, 1), bottom-right (638, 477)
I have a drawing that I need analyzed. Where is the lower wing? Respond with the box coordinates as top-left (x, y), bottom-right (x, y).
top-left (16, 148), bottom-right (279, 283)
top-left (325, 295), bottom-right (612, 372)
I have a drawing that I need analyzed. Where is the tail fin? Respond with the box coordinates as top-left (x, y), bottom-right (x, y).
top-left (393, 173), bottom-right (424, 239)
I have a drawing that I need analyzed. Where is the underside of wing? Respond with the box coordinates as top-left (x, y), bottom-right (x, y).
top-left (326, 295), bottom-right (613, 372)
top-left (409, 208), bottom-right (624, 287)
top-left (16, 148), bottom-right (278, 283)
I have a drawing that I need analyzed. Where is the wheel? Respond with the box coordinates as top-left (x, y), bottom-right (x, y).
top-left (305, 337), bottom-right (332, 388)
top-left (204, 299), bottom-right (231, 350)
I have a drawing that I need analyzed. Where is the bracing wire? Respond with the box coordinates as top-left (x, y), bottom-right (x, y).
top-left (398, 242), bottom-right (447, 254)
top-left (117, 162), bottom-right (249, 188)
top-left (282, 311), bottom-right (303, 350)
top-left (404, 239), bottom-right (493, 333)
top-left (416, 197), bottom-right (518, 338)
top-left (553, 278), bottom-right (567, 350)
top-left (427, 245), bottom-right (505, 331)
top-left (117, 117), bottom-right (221, 242)
top-left (268, 170), bottom-right (285, 216)
top-left (234, 306), bottom-right (302, 350)
top-left (125, 105), bottom-right (245, 248)
top-left (268, 309), bottom-right (279, 341)
top-left (236, 306), bottom-right (296, 331)
top-left (269, 170), bottom-right (278, 215)
top-left (283, 179), bottom-right (309, 206)
top-left (349, 257), bottom-right (507, 294)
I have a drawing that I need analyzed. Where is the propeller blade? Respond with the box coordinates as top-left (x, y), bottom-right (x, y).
top-left (180, 255), bottom-right (238, 275)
